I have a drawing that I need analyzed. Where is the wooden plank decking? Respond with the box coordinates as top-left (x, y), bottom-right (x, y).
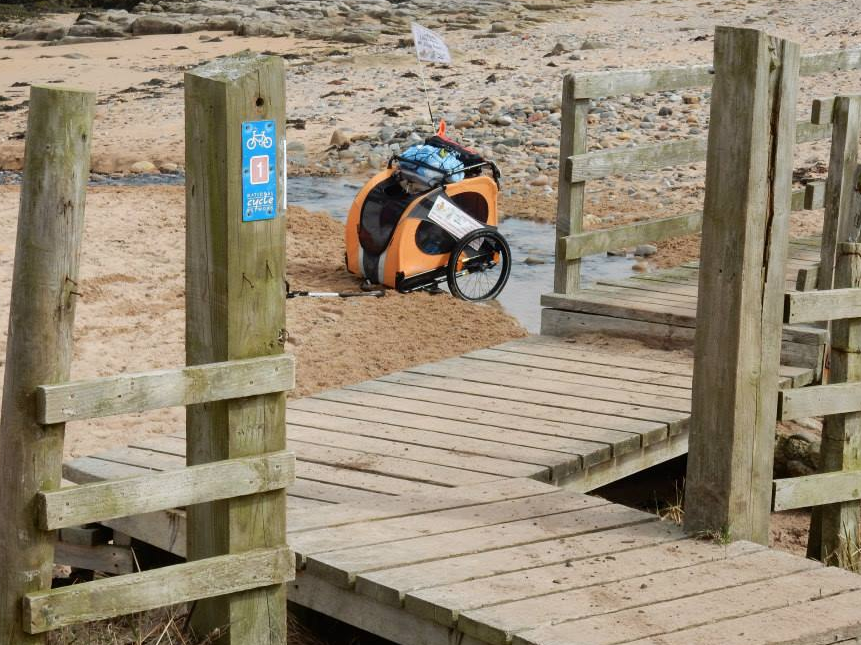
top-left (292, 480), bottom-right (861, 645)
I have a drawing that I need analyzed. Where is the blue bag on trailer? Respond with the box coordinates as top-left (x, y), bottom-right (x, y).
top-left (397, 143), bottom-right (465, 185)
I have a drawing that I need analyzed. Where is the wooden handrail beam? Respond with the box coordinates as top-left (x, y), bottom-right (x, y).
top-left (23, 546), bottom-right (294, 633)
top-left (567, 121), bottom-right (831, 184)
top-left (37, 451), bottom-right (295, 530)
top-left (569, 47), bottom-right (861, 99)
top-left (561, 183), bottom-right (825, 261)
top-left (773, 471), bottom-right (861, 511)
top-left (779, 383), bottom-right (861, 421)
top-left (36, 354), bottom-right (295, 424)
top-left (784, 288), bottom-right (861, 324)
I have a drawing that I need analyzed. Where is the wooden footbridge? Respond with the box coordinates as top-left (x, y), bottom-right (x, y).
top-left (4, 26), bottom-right (861, 645)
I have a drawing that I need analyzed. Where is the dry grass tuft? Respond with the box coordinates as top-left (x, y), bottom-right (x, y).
top-left (656, 480), bottom-right (685, 526)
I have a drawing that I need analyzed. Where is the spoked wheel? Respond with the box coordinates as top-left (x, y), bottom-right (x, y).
top-left (446, 228), bottom-right (511, 301)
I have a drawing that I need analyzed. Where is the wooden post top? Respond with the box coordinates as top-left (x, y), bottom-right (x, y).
top-left (186, 51), bottom-right (281, 82)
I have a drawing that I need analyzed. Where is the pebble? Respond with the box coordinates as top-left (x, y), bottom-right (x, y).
top-left (330, 129), bottom-right (351, 146)
top-left (632, 260), bottom-right (650, 273)
top-left (529, 174), bottom-right (550, 187)
top-left (523, 256), bottom-right (545, 265)
top-left (129, 160), bottom-right (158, 174)
top-left (635, 244), bottom-right (658, 257)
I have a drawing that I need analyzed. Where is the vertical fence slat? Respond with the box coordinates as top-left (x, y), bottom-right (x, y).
top-left (553, 75), bottom-right (588, 295)
top-left (812, 242), bottom-right (861, 565)
top-left (685, 27), bottom-right (800, 544)
top-left (0, 86), bottom-right (95, 644)
top-left (817, 96), bottom-right (861, 291)
top-left (185, 54), bottom-right (288, 644)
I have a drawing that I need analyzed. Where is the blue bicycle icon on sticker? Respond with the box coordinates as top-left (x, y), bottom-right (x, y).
top-left (245, 131), bottom-right (273, 150)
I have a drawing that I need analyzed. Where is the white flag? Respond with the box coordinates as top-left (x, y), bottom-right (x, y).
top-left (411, 23), bottom-right (451, 64)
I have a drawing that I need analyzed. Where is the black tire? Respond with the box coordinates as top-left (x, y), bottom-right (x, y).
top-left (446, 228), bottom-right (511, 301)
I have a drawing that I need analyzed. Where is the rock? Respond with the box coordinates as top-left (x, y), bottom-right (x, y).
top-left (129, 160), bottom-right (158, 174)
top-left (330, 29), bottom-right (378, 44)
top-left (13, 20), bottom-right (67, 41)
top-left (658, 106), bottom-right (673, 117)
top-left (529, 174), bottom-right (550, 187)
top-left (237, 20), bottom-right (291, 37)
top-left (580, 39), bottom-right (608, 50)
top-left (330, 129), bottom-right (351, 146)
top-left (494, 115), bottom-right (513, 126)
top-left (131, 16), bottom-right (184, 35)
top-left (634, 244), bottom-right (657, 257)
top-left (490, 22), bottom-right (512, 33)
top-left (545, 42), bottom-right (569, 56)
top-left (607, 249), bottom-right (627, 257)
top-left (786, 460), bottom-right (815, 477)
top-left (158, 162), bottom-right (180, 173)
top-left (632, 260), bottom-right (650, 273)
top-left (682, 94), bottom-right (700, 104)
top-left (67, 23), bottom-right (127, 39)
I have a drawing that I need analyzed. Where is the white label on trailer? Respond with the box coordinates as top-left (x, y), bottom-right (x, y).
top-left (427, 197), bottom-right (484, 249)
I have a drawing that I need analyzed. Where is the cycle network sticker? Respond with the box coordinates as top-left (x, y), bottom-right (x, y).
top-left (241, 120), bottom-right (277, 222)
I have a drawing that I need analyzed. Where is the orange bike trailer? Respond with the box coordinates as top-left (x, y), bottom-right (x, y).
top-left (345, 123), bottom-right (511, 301)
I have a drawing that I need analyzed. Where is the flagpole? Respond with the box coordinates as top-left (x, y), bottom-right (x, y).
top-left (415, 61), bottom-right (437, 131)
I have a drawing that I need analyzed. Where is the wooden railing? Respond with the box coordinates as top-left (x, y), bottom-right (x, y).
top-left (0, 53), bottom-right (294, 644)
top-left (776, 242), bottom-right (861, 567)
top-left (552, 47), bottom-right (861, 295)
top-left (24, 358), bottom-right (296, 633)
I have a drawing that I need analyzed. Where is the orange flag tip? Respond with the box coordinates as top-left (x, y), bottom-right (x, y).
top-left (436, 119), bottom-right (447, 137)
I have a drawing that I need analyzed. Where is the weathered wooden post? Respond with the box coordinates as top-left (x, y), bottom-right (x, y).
top-left (685, 27), bottom-right (800, 544)
top-left (810, 242), bottom-right (861, 565)
top-left (554, 75), bottom-right (588, 295)
top-left (0, 86), bottom-right (95, 644)
top-left (184, 53), bottom-right (288, 643)
top-left (816, 96), bottom-right (861, 292)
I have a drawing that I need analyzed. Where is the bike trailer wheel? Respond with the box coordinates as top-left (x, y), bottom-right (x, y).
top-left (446, 228), bottom-right (511, 301)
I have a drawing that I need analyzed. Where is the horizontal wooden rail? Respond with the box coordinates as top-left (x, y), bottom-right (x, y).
top-left (570, 47), bottom-right (861, 99)
top-left (562, 183), bottom-right (825, 261)
top-left (568, 138), bottom-right (706, 183)
top-left (563, 212), bottom-right (702, 260)
top-left (566, 120), bottom-right (831, 183)
top-left (779, 383), bottom-right (861, 421)
top-left (37, 354), bottom-right (295, 424)
top-left (37, 450), bottom-right (295, 530)
top-left (23, 546), bottom-right (294, 633)
top-left (784, 288), bottom-right (861, 324)
top-left (773, 471), bottom-right (861, 511)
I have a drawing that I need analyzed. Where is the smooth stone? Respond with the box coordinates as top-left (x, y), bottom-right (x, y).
top-left (634, 244), bottom-right (658, 257)
top-left (129, 160), bottom-right (158, 174)
top-left (330, 129), bottom-right (351, 146)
